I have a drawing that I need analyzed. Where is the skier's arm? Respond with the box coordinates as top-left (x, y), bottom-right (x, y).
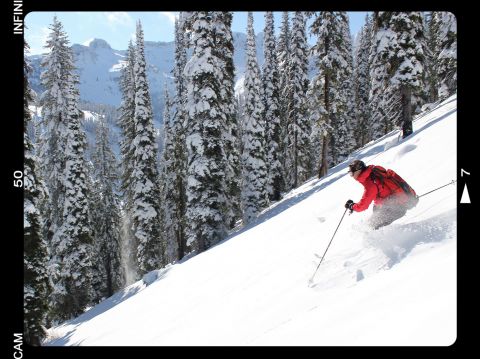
top-left (352, 183), bottom-right (378, 212)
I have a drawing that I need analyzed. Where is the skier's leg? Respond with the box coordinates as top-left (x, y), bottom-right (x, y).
top-left (368, 205), bottom-right (384, 230)
top-left (368, 204), bottom-right (407, 230)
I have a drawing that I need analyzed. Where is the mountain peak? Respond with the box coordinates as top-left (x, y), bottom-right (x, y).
top-left (87, 38), bottom-right (112, 50)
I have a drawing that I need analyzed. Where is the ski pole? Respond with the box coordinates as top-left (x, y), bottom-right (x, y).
top-left (417, 179), bottom-right (457, 198)
top-left (309, 208), bottom-right (348, 285)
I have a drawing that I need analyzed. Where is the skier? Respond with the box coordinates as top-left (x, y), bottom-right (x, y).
top-left (345, 160), bottom-right (417, 229)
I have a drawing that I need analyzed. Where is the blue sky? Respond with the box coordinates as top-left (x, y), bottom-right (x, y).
top-left (25, 12), bottom-right (369, 55)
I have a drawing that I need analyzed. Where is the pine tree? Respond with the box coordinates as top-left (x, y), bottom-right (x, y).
top-left (368, 12), bottom-right (405, 139)
top-left (131, 21), bottom-right (163, 274)
top-left (310, 12), bottom-right (351, 177)
top-left (118, 40), bottom-right (138, 281)
top-left (168, 14), bottom-right (188, 260)
top-left (184, 12), bottom-right (228, 252)
top-left (277, 12), bottom-right (291, 182)
top-left (85, 159), bottom-right (101, 300)
top-left (376, 12), bottom-right (426, 139)
top-left (39, 16), bottom-right (94, 321)
top-left (411, 13), bottom-right (430, 114)
top-left (236, 87), bottom-right (247, 155)
top-left (38, 16), bottom-right (71, 253)
top-left (306, 74), bottom-right (327, 182)
top-left (263, 11), bottom-right (283, 201)
top-left (332, 14), bottom-right (356, 163)
top-left (241, 12), bottom-right (268, 224)
top-left (212, 12), bottom-right (242, 229)
top-left (353, 14), bottom-right (373, 147)
top-left (119, 41), bottom-right (137, 203)
top-left (285, 12), bottom-right (311, 189)
top-left (91, 115), bottom-right (124, 300)
top-left (368, 12), bottom-right (396, 139)
top-left (424, 12), bottom-right (440, 103)
top-left (160, 86), bottom-right (178, 264)
top-left (433, 12), bottom-right (457, 100)
top-left (24, 39), bottom-right (50, 346)
top-left (51, 70), bottom-right (94, 320)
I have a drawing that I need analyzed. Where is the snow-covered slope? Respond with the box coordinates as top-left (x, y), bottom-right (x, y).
top-left (45, 95), bottom-right (457, 346)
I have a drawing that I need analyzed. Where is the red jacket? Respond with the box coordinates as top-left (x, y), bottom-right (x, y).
top-left (352, 165), bottom-right (410, 212)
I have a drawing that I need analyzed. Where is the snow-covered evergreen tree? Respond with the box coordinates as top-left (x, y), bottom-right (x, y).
top-left (374, 12), bottom-right (426, 139)
top-left (51, 70), bottom-right (94, 321)
top-left (131, 21), bottom-right (164, 274)
top-left (368, 12), bottom-right (396, 139)
top-left (168, 14), bottom-right (188, 261)
top-left (241, 12), bottom-right (268, 224)
top-left (277, 12), bottom-right (291, 181)
top-left (118, 40), bottom-right (139, 281)
top-left (90, 115), bottom-right (124, 300)
top-left (38, 16), bottom-right (94, 321)
top-left (184, 12), bottom-right (228, 252)
top-left (306, 74), bottom-right (327, 182)
top-left (433, 12), bottom-right (457, 100)
top-left (38, 16), bottom-right (71, 254)
top-left (285, 12), bottom-right (311, 189)
top-left (160, 86), bottom-right (178, 264)
top-left (277, 12), bottom-right (291, 91)
top-left (212, 11), bottom-right (242, 229)
top-left (332, 14), bottom-right (356, 163)
top-left (24, 39), bottom-right (50, 346)
top-left (353, 14), bottom-right (373, 147)
top-left (263, 11), bottom-right (283, 201)
top-left (118, 41), bottom-right (137, 203)
top-left (236, 87), bottom-right (247, 154)
top-left (410, 13), bottom-right (430, 114)
top-left (85, 159), bottom-right (101, 301)
top-left (424, 12), bottom-right (440, 103)
top-left (310, 12), bottom-right (351, 177)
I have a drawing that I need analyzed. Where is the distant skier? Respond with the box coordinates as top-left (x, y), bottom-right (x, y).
top-left (345, 160), bottom-right (418, 229)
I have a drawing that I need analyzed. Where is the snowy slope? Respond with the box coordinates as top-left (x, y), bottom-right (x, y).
top-left (45, 95), bottom-right (457, 346)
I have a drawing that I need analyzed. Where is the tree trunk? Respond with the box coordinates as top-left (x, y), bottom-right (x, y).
top-left (106, 252), bottom-right (113, 296)
top-left (318, 134), bottom-right (329, 178)
top-left (176, 175), bottom-right (186, 261)
top-left (318, 72), bottom-right (330, 179)
top-left (401, 85), bottom-right (413, 138)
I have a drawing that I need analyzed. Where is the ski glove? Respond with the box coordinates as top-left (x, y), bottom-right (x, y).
top-left (345, 200), bottom-right (355, 211)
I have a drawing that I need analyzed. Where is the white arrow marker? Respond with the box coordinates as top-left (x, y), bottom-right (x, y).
top-left (460, 184), bottom-right (471, 204)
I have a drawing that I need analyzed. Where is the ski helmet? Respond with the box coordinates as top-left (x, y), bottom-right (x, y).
top-left (348, 160), bottom-right (366, 173)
